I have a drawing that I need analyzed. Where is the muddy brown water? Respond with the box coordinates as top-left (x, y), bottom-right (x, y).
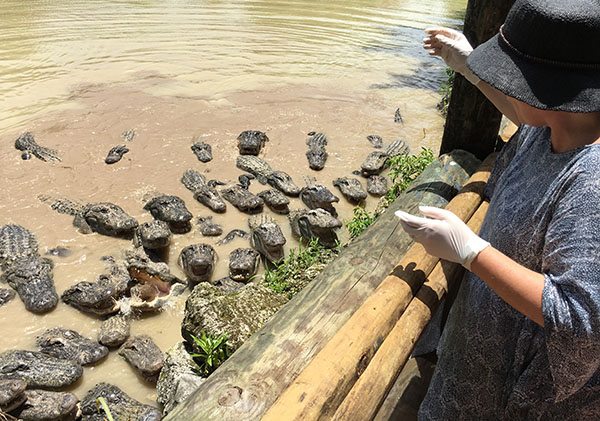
top-left (0, 0), bottom-right (465, 407)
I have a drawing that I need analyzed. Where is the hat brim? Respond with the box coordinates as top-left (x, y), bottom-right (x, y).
top-left (467, 34), bottom-right (600, 113)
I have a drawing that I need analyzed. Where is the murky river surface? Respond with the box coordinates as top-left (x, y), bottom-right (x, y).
top-left (0, 0), bottom-right (465, 407)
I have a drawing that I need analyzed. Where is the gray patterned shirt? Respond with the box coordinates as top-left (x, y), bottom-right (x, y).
top-left (419, 125), bottom-right (600, 420)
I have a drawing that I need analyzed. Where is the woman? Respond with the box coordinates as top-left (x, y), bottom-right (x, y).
top-left (395, 0), bottom-right (600, 419)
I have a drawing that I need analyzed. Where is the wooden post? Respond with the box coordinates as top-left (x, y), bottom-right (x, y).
top-left (439, 0), bottom-right (515, 160)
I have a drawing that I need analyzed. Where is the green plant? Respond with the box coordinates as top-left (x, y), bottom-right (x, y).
top-left (437, 67), bottom-right (455, 117)
top-left (95, 397), bottom-right (114, 421)
top-left (385, 147), bottom-right (435, 204)
top-left (345, 207), bottom-right (376, 238)
top-left (264, 238), bottom-right (338, 297)
top-left (189, 331), bottom-right (231, 376)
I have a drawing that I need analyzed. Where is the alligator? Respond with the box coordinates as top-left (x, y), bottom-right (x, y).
top-left (216, 229), bottom-right (250, 245)
top-left (0, 379), bottom-right (26, 413)
top-left (14, 132), bottom-right (61, 162)
top-left (266, 170), bottom-right (302, 197)
top-left (0, 225), bottom-right (39, 270)
top-left (0, 350), bottom-right (82, 389)
top-left (299, 181), bottom-right (340, 216)
top-left (394, 107), bottom-right (404, 124)
top-left (305, 132), bottom-right (328, 170)
top-left (289, 208), bottom-right (342, 248)
top-left (125, 282), bottom-right (186, 313)
top-left (39, 196), bottom-right (138, 237)
top-left (178, 244), bottom-right (216, 286)
top-left (207, 179), bottom-right (226, 188)
top-left (196, 216), bottom-right (223, 237)
top-left (105, 145), bottom-right (129, 164)
top-left (235, 155), bottom-right (273, 184)
top-left (122, 129), bottom-right (136, 142)
top-left (61, 257), bottom-right (131, 316)
top-left (2, 257), bottom-right (59, 313)
top-left (36, 327), bottom-right (108, 366)
top-left (80, 383), bottom-right (162, 421)
top-left (143, 194), bottom-right (193, 234)
top-left (181, 169), bottom-right (227, 213)
top-left (332, 177), bottom-right (367, 204)
top-left (228, 248), bottom-right (260, 282)
top-left (237, 130), bottom-right (269, 155)
top-left (367, 175), bottom-right (389, 196)
top-left (125, 247), bottom-right (184, 289)
top-left (45, 246), bottom-right (71, 257)
top-left (248, 215), bottom-right (286, 264)
top-left (0, 288), bottom-right (15, 308)
top-left (98, 314), bottom-right (131, 348)
top-left (133, 220), bottom-right (172, 250)
top-left (214, 276), bottom-right (246, 292)
top-left (191, 141), bottom-right (213, 163)
top-left (238, 173), bottom-right (254, 189)
top-left (257, 189), bottom-right (290, 214)
top-left (118, 336), bottom-right (164, 383)
top-left (360, 139), bottom-right (409, 176)
top-left (10, 389), bottom-right (79, 421)
top-left (220, 184), bottom-right (264, 214)
top-left (366, 134), bottom-right (383, 149)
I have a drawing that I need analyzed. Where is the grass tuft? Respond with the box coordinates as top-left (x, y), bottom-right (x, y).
top-left (384, 147), bottom-right (435, 204)
top-left (189, 331), bottom-right (231, 376)
top-left (345, 207), bottom-right (376, 239)
top-left (437, 68), bottom-right (455, 117)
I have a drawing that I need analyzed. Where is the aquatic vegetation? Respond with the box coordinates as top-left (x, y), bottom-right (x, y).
top-left (189, 331), bottom-right (231, 376)
top-left (264, 238), bottom-right (339, 298)
top-left (437, 68), bottom-right (455, 117)
top-left (345, 207), bottom-right (377, 239)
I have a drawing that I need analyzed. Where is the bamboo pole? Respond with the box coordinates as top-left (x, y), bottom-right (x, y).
top-left (331, 201), bottom-right (489, 421)
top-left (261, 154), bottom-right (496, 421)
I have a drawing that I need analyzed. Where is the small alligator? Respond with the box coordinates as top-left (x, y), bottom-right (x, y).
top-left (98, 314), bottom-right (131, 348)
top-left (216, 229), bottom-right (250, 245)
top-left (144, 194), bottom-right (193, 234)
top-left (118, 335), bottom-right (164, 383)
top-left (0, 379), bottom-right (26, 413)
top-left (394, 107), bottom-right (404, 124)
top-left (360, 139), bottom-right (409, 176)
top-left (249, 215), bottom-right (286, 264)
top-left (39, 196), bottom-right (138, 237)
top-left (105, 145), bottom-right (129, 164)
top-left (221, 184), bottom-right (264, 214)
top-left (36, 327), bottom-right (109, 366)
top-left (214, 276), bottom-right (246, 292)
top-left (289, 208), bottom-right (342, 248)
top-left (196, 216), bottom-right (223, 236)
top-left (299, 179), bottom-right (340, 216)
top-left (45, 246), bottom-right (71, 257)
top-left (267, 170), bottom-right (302, 197)
top-left (238, 173), bottom-right (255, 189)
top-left (237, 130), bottom-right (269, 155)
top-left (228, 248), bottom-right (260, 283)
top-left (367, 175), bottom-right (389, 196)
top-left (332, 177), bottom-right (367, 204)
top-left (191, 141), bottom-right (213, 163)
top-left (80, 383), bottom-right (162, 420)
top-left (178, 244), bottom-right (216, 286)
top-left (9, 389), bottom-right (79, 421)
top-left (122, 129), bottom-right (136, 142)
top-left (181, 169), bottom-right (227, 213)
top-left (306, 132), bottom-right (328, 171)
top-left (0, 350), bottom-right (83, 389)
top-left (366, 134), bottom-right (384, 149)
top-left (236, 155), bottom-right (273, 184)
top-left (133, 220), bottom-right (172, 250)
top-left (257, 189), bottom-right (290, 214)
top-left (14, 132), bottom-right (61, 162)
top-left (0, 288), bottom-right (16, 308)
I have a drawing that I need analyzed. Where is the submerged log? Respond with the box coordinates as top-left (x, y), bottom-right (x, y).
top-left (262, 155), bottom-right (495, 421)
top-left (165, 150), bottom-right (481, 421)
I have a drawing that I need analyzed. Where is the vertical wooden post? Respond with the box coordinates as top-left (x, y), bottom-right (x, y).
top-left (439, 0), bottom-right (515, 160)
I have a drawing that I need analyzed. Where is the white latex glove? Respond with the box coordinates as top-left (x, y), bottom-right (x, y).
top-left (395, 205), bottom-right (490, 270)
top-left (423, 27), bottom-right (481, 86)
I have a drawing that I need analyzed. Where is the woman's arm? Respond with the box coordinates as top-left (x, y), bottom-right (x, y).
top-left (476, 80), bottom-right (521, 126)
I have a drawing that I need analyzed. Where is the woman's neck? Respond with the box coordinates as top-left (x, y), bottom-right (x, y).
top-left (546, 111), bottom-right (600, 153)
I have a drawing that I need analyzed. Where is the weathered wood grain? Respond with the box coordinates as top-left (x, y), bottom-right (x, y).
top-left (166, 150), bottom-right (481, 421)
top-left (261, 157), bottom-right (495, 421)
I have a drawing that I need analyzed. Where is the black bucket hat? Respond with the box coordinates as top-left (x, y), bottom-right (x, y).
top-left (466, 0), bottom-right (600, 112)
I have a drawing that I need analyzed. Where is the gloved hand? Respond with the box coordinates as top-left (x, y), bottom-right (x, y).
top-left (423, 27), bottom-right (481, 86)
top-left (395, 205), bottom-right (490, 270)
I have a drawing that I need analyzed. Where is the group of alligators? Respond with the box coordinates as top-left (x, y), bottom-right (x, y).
top-left (2, 127), bottom-right (410, 420)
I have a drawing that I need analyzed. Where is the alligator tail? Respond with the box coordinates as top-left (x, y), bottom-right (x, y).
top-left (38, 195), bottom-right (84, 216)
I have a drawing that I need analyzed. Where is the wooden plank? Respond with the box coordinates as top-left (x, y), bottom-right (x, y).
top-left (261, 156), bottom-right (495, 421)
top-left (331, 202), bottom-right (489, 421)
top-left (439, 0), bottom-right (516, 160)
top-left (166, 150), bottom-right (481, 421)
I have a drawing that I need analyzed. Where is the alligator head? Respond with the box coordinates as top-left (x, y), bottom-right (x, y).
top-left (81, 203), bottom-right (138, 237)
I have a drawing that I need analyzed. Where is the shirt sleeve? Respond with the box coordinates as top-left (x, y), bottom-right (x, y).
top-left (542, 167), bottom-right (600, 402)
